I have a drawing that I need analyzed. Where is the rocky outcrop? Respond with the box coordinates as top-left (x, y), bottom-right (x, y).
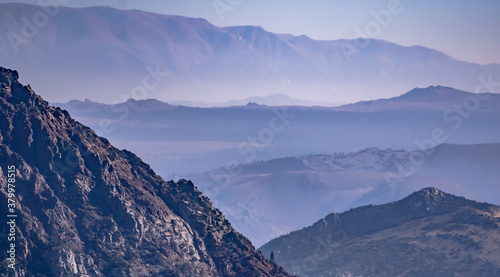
top-left (0, 66), bottom-right (290, 276)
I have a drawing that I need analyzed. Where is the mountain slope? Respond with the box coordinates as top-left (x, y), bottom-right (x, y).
top-left (0, 67), bottom-right (290, 276)
top-left (259, 188), bottom-right (500, 277)
top-left (188, 144), bottom-right (500, 247)
top-left (335, 86), bottom-right (499, 111)
top-left (1, 4), bottom-right (500, 104)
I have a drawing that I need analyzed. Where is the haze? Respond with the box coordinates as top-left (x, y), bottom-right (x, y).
top-left (3, 0), bottom-right (500, 65)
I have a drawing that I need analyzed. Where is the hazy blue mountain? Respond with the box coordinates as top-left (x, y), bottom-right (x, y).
top-left (53, 86), bottom-right (500, 176)
top-left (170, 93), bottom-right (345, 107)
top-left (187, 144), bottom-right (500, 246)
top-left (52, 86), bottom-right (500, 246)
top-left (1, 3), bottom-right (500, 104)
top-left (336, 85), bottom-right (500, 111)
top-left (259, 188), bottom-right (500, 277)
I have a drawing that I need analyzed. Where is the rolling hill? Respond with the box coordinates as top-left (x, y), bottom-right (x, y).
top-left (259, 187), bottom-right (500, 276)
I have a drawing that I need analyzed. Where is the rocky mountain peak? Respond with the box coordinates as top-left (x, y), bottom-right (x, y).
top-left (0, 67), bottom-right (52, 114)
top-left (408, 187), bottom-right (447, 203)
top-left (398, 187), bottom-right (473, 215)
top-left (0, 66), bottom-right (291, 276)
top-left (0, 67), bottom-right (19, 85)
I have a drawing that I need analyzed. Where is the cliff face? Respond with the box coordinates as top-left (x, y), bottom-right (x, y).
top-left (0, 66), bottom-right (289, 276)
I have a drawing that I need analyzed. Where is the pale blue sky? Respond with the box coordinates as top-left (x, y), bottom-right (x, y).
top-left (2, 0), bottom-right (500, 64)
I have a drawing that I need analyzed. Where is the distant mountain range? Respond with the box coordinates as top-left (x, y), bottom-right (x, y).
top-left (55, 85), bottom-right (500, 110)
top-left (259, 187), bottom-right (500, 277)
top-left (53, 85), bottom-right (500, 176)
top-left (1, 3), bottom-right (500, 104)
top-left (170, 94), bottom-right (345, 107)
top-left (189, 143), bottom-right (500, 246)
top-left (55, 84), bottom-right (500, 110)
top-left (27, 83), bottom-right (500, 250)
top-left (0, 67), bottom-right (291, 275)
top-left (51, 84), bottom-right (500, 247)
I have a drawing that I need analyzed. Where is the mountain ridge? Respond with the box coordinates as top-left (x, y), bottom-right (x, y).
top-left (0, 66), bottom-right (291, 276)
top-left (259, 187), bottom-right (500, 276)
top-left (335, 85), bottom-right (499, 111)
top-left (53, 85), bottom-right (500, 111)
top-left (2, 3), bottom-right (500, 104)
top-left (187, 143), bottom-right (500, 246)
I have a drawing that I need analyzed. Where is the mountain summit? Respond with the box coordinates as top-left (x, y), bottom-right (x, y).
top-left (336, 85), bottom-right (499, 111)
top-left (0, 66), bottom-right (290, 276)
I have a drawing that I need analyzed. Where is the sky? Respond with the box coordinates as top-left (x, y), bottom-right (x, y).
top-left (2, 0), bottom-right (500, 65)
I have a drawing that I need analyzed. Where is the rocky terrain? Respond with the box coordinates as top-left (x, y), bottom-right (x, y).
top-left (260, 187), bottom-right (500, 277)
top-left (0, 66), bottom-right (290, 276)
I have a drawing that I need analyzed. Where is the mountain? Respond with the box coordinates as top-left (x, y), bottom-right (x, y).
top-left (0, 67), bottom-right (291, 276)
top-left (170, 94), bottom-right (344, 108)
top-left (50, 89), bottom-right (500, 247)
top-left (2, 4), bottom-right (500, 104)
top-left (336, 86), bottom-right (500, 111)
top-left (259, 188), bottom-right (500, 277)
top-left (187, 144), bottom-right (500, 246)
top-left (52, 86), bottom-right (500, 176)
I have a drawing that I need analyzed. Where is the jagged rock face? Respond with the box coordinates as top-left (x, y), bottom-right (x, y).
top-left (260, 187), bottom-right (500, 277)
top-left (0, 66), bottom-right (290, 276)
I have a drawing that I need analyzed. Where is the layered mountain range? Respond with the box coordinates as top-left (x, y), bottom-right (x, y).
top-left (259, 187), bottom-right (500, 277)
top-left (51, 86), bottom-right (500, 247)
top-left (189, 144), bottom-right (500, 246)
top-left (335, 85), bottom-right (500, 111)
top-left (55, 85), bottom-right (500, 111)
top-left (2, 3), bottom-right (499, 276)
top-left (0, 67), bottom-right (291, 276)
top-left (53, 85), bottom-right (500, 176)
top-left (1, 3), bottom-right (500, 104)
